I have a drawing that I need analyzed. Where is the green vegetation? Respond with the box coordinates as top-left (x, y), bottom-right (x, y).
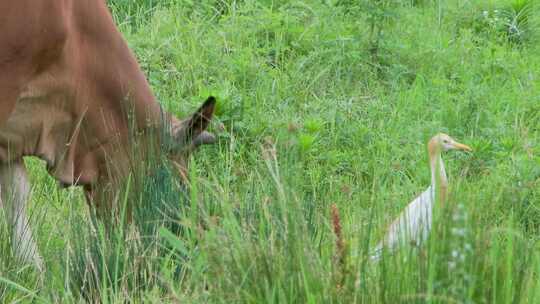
top-left (1, 0), bottom-right (539, 302)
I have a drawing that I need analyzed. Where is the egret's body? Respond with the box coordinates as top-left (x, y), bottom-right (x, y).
top-left (371, 133), bottom-right (471, 261)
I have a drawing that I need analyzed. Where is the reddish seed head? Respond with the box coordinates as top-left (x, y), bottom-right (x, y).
top-left (331, 204), bottom-right (342, 241)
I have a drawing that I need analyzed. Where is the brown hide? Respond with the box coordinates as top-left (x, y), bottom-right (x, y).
top-left (0, 1), bottom-right (213, 206)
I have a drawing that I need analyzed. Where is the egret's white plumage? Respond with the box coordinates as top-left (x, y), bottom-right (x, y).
top-left (371, 133), bottom-right (471, 261)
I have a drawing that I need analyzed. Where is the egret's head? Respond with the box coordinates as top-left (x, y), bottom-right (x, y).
top-left (429, 133), bottom-right (472, 154)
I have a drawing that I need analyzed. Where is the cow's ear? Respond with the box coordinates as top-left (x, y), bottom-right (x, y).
top-left (180, 96), bottom-right (216, 147)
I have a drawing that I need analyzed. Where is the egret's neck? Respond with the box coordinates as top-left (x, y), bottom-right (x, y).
top-left (429, 149), bottom-right (448, 203)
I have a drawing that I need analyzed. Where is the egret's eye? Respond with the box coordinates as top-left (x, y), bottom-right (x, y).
top-left (443, 139), bottom-right (449, 144)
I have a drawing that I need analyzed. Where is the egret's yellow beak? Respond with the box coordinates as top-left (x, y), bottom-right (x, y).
top-left (452, 142), bottom-right (472, 152)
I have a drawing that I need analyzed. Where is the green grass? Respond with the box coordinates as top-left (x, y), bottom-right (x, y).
top-left (1, 0), bottom-right (540, 302)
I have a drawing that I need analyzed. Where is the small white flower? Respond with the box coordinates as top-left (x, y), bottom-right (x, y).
top-left (452, 214), bottom-right (464, 221)
top-left (451, 227), bottom-right (466, 236)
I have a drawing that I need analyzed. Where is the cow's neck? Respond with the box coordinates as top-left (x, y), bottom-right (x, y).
top-left (72, 0), bottom-right (165, 131)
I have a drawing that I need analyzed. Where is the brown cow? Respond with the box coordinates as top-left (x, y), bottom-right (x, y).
top-left (0, 1), bottom-right (216, 270)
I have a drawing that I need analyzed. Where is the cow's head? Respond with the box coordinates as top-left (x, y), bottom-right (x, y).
top-left (83, 97), bottom-right (216, 214)
top-left (166, 96), bottom-right (216, 181)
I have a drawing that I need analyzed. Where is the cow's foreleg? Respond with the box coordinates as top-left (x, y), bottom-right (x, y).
top-left (0, 161), bottom-right (43, 271)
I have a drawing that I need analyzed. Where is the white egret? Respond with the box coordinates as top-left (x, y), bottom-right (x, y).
top-left (371, 133), bottom-right (472, 261)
